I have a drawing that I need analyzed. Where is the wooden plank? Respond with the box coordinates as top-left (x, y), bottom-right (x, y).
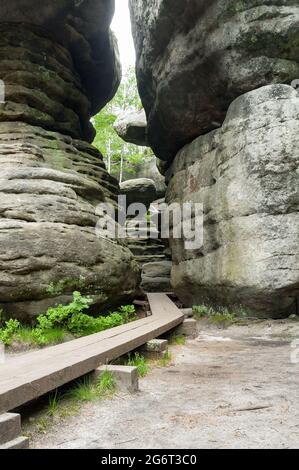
top-left (0, 294), bottom-right (183, 413)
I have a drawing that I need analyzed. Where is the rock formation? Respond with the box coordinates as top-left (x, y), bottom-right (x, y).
top-left (166, 85), bottom-right (299, 317)
top-left (130, 1), bottom-right (299, 317)
top-left (0, 1), bottom-right (140, 320)
top-left (130, 0), bottom-right (299, 162)
top-left (120, 178), bottom-right (157, 209)
top-left (132, 157), bottom-right (167, 199)
top-left (114, 109), bottom-right (148, 146)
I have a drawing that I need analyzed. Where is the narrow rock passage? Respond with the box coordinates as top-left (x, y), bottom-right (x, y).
top-left (31, 320), bottom-right (299, 449)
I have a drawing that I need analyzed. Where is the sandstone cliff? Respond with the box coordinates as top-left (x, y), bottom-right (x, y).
top-left (130, 0), bottom-right (299, 317)
top-left (0, 1), bottom-right (140, 320)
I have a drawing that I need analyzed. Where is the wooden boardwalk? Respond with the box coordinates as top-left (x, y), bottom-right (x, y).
top-left (0, 294), bottom-right (183, 413)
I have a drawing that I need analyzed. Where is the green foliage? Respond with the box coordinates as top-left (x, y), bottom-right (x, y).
top-left (1, 292), bottom-right (136, 348)
top-left (127, 353), bottom-right (150, 377)
top-left (68, 378), bottom-right (98, 402)
top-left (170, 335), bottom-right (186, 346)
top-left (96, 370), bottom-right (116, 397)
top-left (68, 371), bottom-right (116, 403)
top-left (93, 66), bottom-right (151, 182)
top-left (0, 319), bottom-right (20, 345)
top-left (159, 349), bottom-right (172, 367)
top-left (48, 390), bottom-right (60, 417)
top-left (192, 305), bottom-right (236, 326)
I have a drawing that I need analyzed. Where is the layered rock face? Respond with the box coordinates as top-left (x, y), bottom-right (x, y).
top-left (130, 0), bottom-right (299, 162)
top-left (166, 85), bottom-right (299, 317)
top-left (0, 1), bottom-right (140, 320)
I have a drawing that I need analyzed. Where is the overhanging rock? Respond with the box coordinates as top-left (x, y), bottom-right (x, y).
top-left (0, 1), bottom-right (140, 320)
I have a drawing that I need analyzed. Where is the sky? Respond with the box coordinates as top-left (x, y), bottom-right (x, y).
top-left (111, 0), bottom-right (136, 71)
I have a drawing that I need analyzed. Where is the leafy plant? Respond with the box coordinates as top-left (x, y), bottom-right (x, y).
top-left (192, 304), bottom-right (236, 326)
top-left (0, 319), bottom-right (20, 345)
top-left (1, 291), bottom-right (137, 348)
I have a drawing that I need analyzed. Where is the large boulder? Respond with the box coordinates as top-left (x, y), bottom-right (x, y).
top-left (166, 85), bottom-right (299, 318)
top-left (130, 0), bottom-right (299, 162)
top-left (0, 1), bottom-right (140, 320)
top-left (120, 178), bottom-right (157, 208)
top-left (133, 156), bottom-right (167, 199)
top-left (114, 109), bottom-right (148, 146)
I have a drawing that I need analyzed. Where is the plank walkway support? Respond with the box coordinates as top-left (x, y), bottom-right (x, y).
top-left (0, 294), bottom-right (183, 414)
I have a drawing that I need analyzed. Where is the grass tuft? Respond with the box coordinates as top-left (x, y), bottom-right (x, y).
top-left (68, 378), bottom-right (97, 402)
top-left (159, 349), bottom-right (172, 367)
top-left (127, 353), bottom-right (150, 377)
top-left (48, 390), bottom-right (60, 417)
top-left (96, 370), bottom-right (116, 397)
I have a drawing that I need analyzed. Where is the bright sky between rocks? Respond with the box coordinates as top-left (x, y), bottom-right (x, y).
top-left (111, 0), bottom-right (136, 72)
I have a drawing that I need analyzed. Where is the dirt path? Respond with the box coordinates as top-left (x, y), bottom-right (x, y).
top-left (31, 320), bottom-right (299, 449)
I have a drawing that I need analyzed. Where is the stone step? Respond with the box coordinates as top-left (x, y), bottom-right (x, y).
top-left (136, 254), bottom-right (168, 264)
top-left (141, 276), bottom-right (172, 293)
top-left (94, 366), bottom-right (139, 393)
top-left (128, 244), bottom-right (166, 256)
top-left (126, 238), bottom-right (164, 246)
top-left (0, 436), bottom-right (29, 450)
top-left (0, 413), bottom-right (21, 445)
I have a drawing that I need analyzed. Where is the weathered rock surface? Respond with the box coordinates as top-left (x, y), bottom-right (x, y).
top-left (114, 109), bottom-right (148, 146)
top-left (166, 85), bottom-right (299, 318)
top-left (0, 1), bottom-right (140, 320)
top-left (120, 178), bottom-right (157, 208)
top-left (131, 156), bottom-right (167, 199)
top-left (141, 261), bottom-right (172, 293)
top-left (130, 0), bottom-right (299, 162)
top-left (0, 122), bottom-right (140, 320)
top-left (0, 1), bottom-right (121, 141)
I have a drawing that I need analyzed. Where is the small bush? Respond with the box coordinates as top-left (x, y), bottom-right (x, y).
top-left (0, 319), bottom-right (20, 345)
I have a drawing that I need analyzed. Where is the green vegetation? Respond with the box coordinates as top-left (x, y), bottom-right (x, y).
top-left (93, 66), bottom-right (152, 182)
top-left (0, 319), bottom-right (21, 346)
top-left (192, 305), bottom-right (239, 326)
top-left (48, 390), bottom-right (60, 417)
top-left (24, 371), bottom-right (118, 439)
top-left (127, 353), bottom-right (150, 377)
top-left (159, 349), bottom-right (172, 367)
top-left (68, 378), bottom-right (98, 402)
top-left (170, 335), bottom-right (186, 346)
top-left (0, 292), bottom-right (136, 347)
top-left (96, 370), bottom-right (116, 397)
top-left (57, 371), bottom-right (116, 405)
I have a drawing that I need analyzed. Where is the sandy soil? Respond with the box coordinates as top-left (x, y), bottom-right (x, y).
top-left (30, 319), bottom-right (299, 449)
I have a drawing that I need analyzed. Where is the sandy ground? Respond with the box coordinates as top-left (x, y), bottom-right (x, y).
top-left (30, 319), bottom-right (299, 449)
